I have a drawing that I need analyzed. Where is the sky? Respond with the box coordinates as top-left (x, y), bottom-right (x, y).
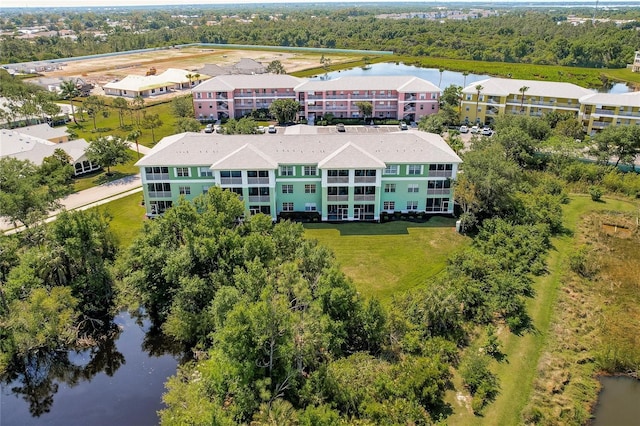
top-left (0, 0), bottom-right (613, 9)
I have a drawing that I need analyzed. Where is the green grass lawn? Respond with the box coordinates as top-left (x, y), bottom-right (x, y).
top-left (67, 98), bottom-right (184, 148)
top-left (92, 192), bottom-right (147, 249)
top-left (304, 217), bottom-right (470, 303)
top-left (446, 194), bottom-right (639, 426)
top-left (72, 155), bottom-right (140, 192)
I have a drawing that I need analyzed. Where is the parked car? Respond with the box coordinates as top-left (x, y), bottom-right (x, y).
top-left (481, 127), bottom-right (493, 136)
top-left (470, 125), bottom-right (480, 134)
top-left (459, 125), bottom-right (469, 133)
top-left (255, 126), bottom-right (265, 134)
top-left (204, 123), bottom-right (214, 133)
top-left (268, 125), bottom-right (277, 134)
top-left (215, 125), bottom-right (223, 134)
top-left (399, 121), bottom-right (408, 130)
top-left (336, 123), bottom-right (346, 132)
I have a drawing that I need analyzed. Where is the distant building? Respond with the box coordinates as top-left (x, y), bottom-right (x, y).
top-left (17, 123), bottom-right (69, 143)
top-left (632, 51), bottom-right (640, 73)
top-left (27, 76), bottom-right (92, 96)
top-left (0, 128), bottom-right (98, 176)
top-left (198, 58), bottom-right (267, 77)
top-left (103, 68), bottom-right (208, 98)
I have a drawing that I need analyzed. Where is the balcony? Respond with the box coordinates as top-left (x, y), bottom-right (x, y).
top-left (618, 111), bottom-right (638, 117)
top-left (145, 173), bottom-right (170, 180)
top-left (307, 94), bottom-right (324, 100)
top-left (220, 177), bottom-right (242, 185)
top-left (354, 176), bottom-right (376, 184)
top-left (354, 195), bottom-right (375, 201)
top-left (426, 188), bottom-right (451, 195)
top-left (595, 109), bottom-right (615, 116)
top-left (148, 191), bottom-right (172, 198)
top-left (327, 177), bottom-right (349, 184)
top-left (215, 94), bottom-right (228, 100)
top-left (248, 177), bottom-right (269, 185)
top-left (373, 105), bottom-right (397, 111)
top-left (427, 170), bottom-right (453, 178)
top-left (248, 196), bottom-right (271, 203)
top-left (327, 195), bottom-right (349, 202)
top-left (592, 121), bottom-right (611, 128)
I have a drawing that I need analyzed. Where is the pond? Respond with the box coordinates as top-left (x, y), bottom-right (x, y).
top-left (314, 62), bottom-right (633, 94)
top-left (1, 312), bottom-right (180, 426)
top-left (591, 376), bottom-right (640, 426)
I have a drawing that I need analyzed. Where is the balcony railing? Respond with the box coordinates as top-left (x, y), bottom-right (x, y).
top-left (220, 177), bottom-right (242, 185)
top-left (595, 109), bottom-right (615, 116)
top-left (148, 191), bottom-right (172, 198)
top-left (354, 176), bottom-right (376, 183)
top-left (354, 195), bottom-right (375, 201)
top-left (327, 195), bottom-right (349, 201)
top-left (373, 105), bottom-right (397, 111)
top-left (426, 188), bottom-right (451, 195)
top-left (592, 121), bottom-right (611, 128)
top-left (307, 95), bottom-right (324, 100)
top-left (145, 173), bottom-right (170, 181)
top-left (248, 196), bottom-right (271, 203)
top-left (618, 111), bottom-right (639, 117)
top-left (327, 177), bottom-right (349, 184)
top-left (248, 177), bottom-right (269, 185)
top-left (427, 170), bottom-right (453, 178)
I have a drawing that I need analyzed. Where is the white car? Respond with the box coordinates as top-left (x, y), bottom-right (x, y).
top-left (268, 125), bottom-right (277, 134)
top-left (481, 127), bottom-right (493, 136)
top-left (470, 125), bottom-right (480, 134)
top-left (459, 125), bottom-right (469, 133)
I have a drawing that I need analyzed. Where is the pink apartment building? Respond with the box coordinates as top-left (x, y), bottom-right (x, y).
top-left (192, 75), bottom-right (441, 123)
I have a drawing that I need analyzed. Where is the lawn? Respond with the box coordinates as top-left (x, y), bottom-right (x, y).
top-left (304, 216), bottom-right (470, 303)
top-left (72, 155), bottom-right (140, 192)
top-left (92, 192), bottom-right (147, 249)
top-left (445, 195), bottom-right (639, 426)
top-left (66, 97), bottom-right (186, 148)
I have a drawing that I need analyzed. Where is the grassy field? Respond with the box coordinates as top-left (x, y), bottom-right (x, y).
top-left (304, 217), bottom-right (469, 303)
top-left (445, 195), bottom-right (639, 426)
top-left (91, 192), bottom-right (146, 249)
top-left (72, 155), bottom-right (140, 192)
top-left (67, 97), bottom-right (183, 148)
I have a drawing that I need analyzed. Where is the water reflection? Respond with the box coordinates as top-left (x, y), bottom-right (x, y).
top-left (1, 311), bottom-right (181, 426)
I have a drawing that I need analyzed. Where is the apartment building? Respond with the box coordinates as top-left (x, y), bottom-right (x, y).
top-left (460, 78), bottom-right (593, 125)
top-left (632, 51), bottom-right (640, 73)
top-left (579, 91), bottom-right (640, 134)
top-left (135, 130), bottom-right (461, 221)
top-left (191, 75), bottom-right (440, 123)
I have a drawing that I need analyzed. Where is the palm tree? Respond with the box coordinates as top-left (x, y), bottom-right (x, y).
top-left (438, 67), bottom-right (445, 88)
top-left (474, 84), bottom-right (484, 125)
top-left (185, 73), bottom-right (193, 88)
top-left (519, 86), bottom-right (530, 113)
top-left (462, 71), bottom-right (469, 88)
top-left (127, 129), bottom-right (142, 159)
top-left (193, 73), bottom-right (200, 86)
top-left (59, 79), bottom-right (80, 125)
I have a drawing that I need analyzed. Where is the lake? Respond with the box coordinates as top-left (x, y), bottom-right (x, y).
top-left (591, 376), bottom-right (640, 426)
top-left (313, 62), bottom-right (632, 94)
top-left (1, 312), bottom-right (180, 426)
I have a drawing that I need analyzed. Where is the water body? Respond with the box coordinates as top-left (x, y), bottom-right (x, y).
top-left (314, 62), bottom-right (632, 94)
top-left (591, 376), bottom-right (640, 426)
top-left (1, 312), bottom-right (180, 426)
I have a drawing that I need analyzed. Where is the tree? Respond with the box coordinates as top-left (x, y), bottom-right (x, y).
top-left (462, 71), bottom-right (469, 88)
top-left (132, 95), bottom-right (145, 125)
top-left (418, 112), bottom-right (446, 135)
top-left (171, 96), bottom-right (194, 118)
top-left (0, 157), bottom-right (71, 228)
top-left (112, 97), bottom-right (129, 128)
top-left (126, 129), bottom-right (142, 159)
top-left (474, 84), bottom-right (483, 124)
top-left (591, 125), bottom-right (640, 170)
top-left (354, 101), bottom-right (372, 123)
top-left (83, 95), bottom-right (107, 130)
top-left (175, 117), bottom-right (202, 133)
top-left (224, 117), bottom-right (258, 134)
top-left (85, 136), bottom-right (130, 175)
top-left (142, 112), bottom-right (163, 143)
top-left (441, 85), bottom-right (462, 108)
top-left (438, 67), bottom-right (445, 87)
top-left (269, 99), bottom-right (300, 124)
top-left (518, 86), bottom-right (529, 113)
top-left (59, 79), bottom-right (80, 125)
top-left (266, 60), bottom-right (286, 74)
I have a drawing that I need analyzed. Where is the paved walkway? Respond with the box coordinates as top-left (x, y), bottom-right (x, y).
top-left (2, 145), bottom-right (148, 233)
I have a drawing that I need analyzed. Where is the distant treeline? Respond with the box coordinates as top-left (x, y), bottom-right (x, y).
top-left (1, 8), bottom-right (639, 68)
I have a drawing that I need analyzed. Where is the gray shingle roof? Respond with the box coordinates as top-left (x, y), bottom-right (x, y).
top-left (0, 128), bottom-right (89, 164)
top-left (135, 130), bottom-right (462, 169)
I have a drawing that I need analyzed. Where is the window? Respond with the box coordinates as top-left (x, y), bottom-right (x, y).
top-left (384, 183), bottom-right (396, 193)
top-left (407, 165), bottom-right (422, 175)
top-left (282, 202), bottom-right (294, 212)
top-left (280, 166), bottom-right (294, 176)
top-left (383, 201), bottom-right (395, 211)
top-left (199, 167), bottom-right (213, 177)
top-left (354, 170), bottom-right (376, 177)
top-left (179, 186), bottom-right (191, 195)
top-left (147, 182), bottom-right (171, 194)
top-left (408, 184), bottom-right (419, 193)
top-left (176, 167), bottom-right (190, 177)
top-left (221, 170), bottom-right (242, 178)
top-left (247, 170), bottom-right (268, 178)
top-left (304, 184), bottom-right (316, 194)
top-left (327, 169), bottom-right (349, 177)
top-left (282, 184), bottom-right (293, 194)
top-left (149, 200), bottom-right (173, 215)
top-left (303, 166), bottom-right (317, 176)
top-left (407, 201), bottom-right (418, 210)
top-left (202, 186), bottom-right (210, 194)
top-left (305, 203), bottom-right (317, 211)
top-left (384, 165), bottom-right (398, 175)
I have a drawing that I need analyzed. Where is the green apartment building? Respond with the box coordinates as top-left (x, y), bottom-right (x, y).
top-left (136, 129), bottom-right (462, 221)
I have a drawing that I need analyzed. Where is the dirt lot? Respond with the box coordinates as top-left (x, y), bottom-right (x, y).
top-left (43, 46), bottom-right (355, 93)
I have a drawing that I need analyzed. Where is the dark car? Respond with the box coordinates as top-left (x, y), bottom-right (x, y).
top-left (336, 123), bottom-right (346, 132)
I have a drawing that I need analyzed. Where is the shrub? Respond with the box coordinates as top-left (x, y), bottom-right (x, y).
top-left (589, 185), bottom-right (603, 201)
top-left (460, 352), bottom-right (499, 414)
